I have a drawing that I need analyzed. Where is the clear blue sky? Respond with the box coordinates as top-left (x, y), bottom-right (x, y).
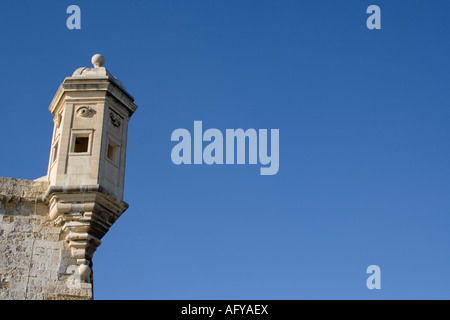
top-left (1, 0), bottom-right (449, 299)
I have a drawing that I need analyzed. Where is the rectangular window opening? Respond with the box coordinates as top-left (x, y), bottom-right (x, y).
top-left (52, 142), bottom-right (59, 163)
top-left (74, 137), bottom-right (89, 153)
top-left (107, 143), bottom-right (115, 161)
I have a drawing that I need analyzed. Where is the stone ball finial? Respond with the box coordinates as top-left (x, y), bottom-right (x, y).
top-left (91, 54), bottom-right (105, 68)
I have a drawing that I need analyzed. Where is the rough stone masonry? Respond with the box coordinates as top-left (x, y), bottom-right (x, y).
top-left (0, 177), bottom-right (91, 300)
top-left (0, 54), bottom-right (137, 300)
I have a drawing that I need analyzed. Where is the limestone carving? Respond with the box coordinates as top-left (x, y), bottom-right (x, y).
top-left (110, 112), bottom-right (121, 127)
top-left (76, 106), bottom-right (96, 118)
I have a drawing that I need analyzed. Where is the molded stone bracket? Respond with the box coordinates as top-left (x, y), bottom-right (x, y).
top-left (43, 185), bottom-right (128, 283)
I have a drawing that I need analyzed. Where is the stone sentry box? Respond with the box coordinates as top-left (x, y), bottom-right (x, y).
top-left (0, 54), bottom-right (137, 300)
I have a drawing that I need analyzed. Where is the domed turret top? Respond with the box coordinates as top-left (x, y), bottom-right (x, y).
top-left (70, 54), bottom-right (127, 92)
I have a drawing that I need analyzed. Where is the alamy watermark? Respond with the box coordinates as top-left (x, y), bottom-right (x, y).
top-left (66, 5), bottom-right (81, 30)
top-left (65, 5), bottom-right (380, 31)
top-left (367, 5), bottom-right (381, 30)
top-left (366, 265), bottom-right (381, 290)
top-left (171, 121), bottom-right (279, 175)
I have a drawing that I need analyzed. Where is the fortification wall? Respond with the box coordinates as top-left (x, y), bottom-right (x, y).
top-left (0, 177), bottom-right (92, 300)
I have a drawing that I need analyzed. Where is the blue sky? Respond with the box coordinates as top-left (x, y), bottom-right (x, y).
top-left (1, 0), bottom-right (449, 299)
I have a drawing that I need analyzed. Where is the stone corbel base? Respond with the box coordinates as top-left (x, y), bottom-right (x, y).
top-left (43, 185), bottom-right (128, 282)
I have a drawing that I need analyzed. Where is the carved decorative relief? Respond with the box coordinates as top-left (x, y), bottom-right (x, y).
top-left (110, 112), bottom-right (122, 128)
top-left (76, 106), bottom-right (96, 118)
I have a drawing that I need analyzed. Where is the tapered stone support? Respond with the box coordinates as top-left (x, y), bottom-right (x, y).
top-left (43, 185), bottom-right (129, 282)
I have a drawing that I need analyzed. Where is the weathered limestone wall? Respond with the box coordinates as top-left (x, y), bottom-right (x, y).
top-left (0, 177), bottom-right (92, 300)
